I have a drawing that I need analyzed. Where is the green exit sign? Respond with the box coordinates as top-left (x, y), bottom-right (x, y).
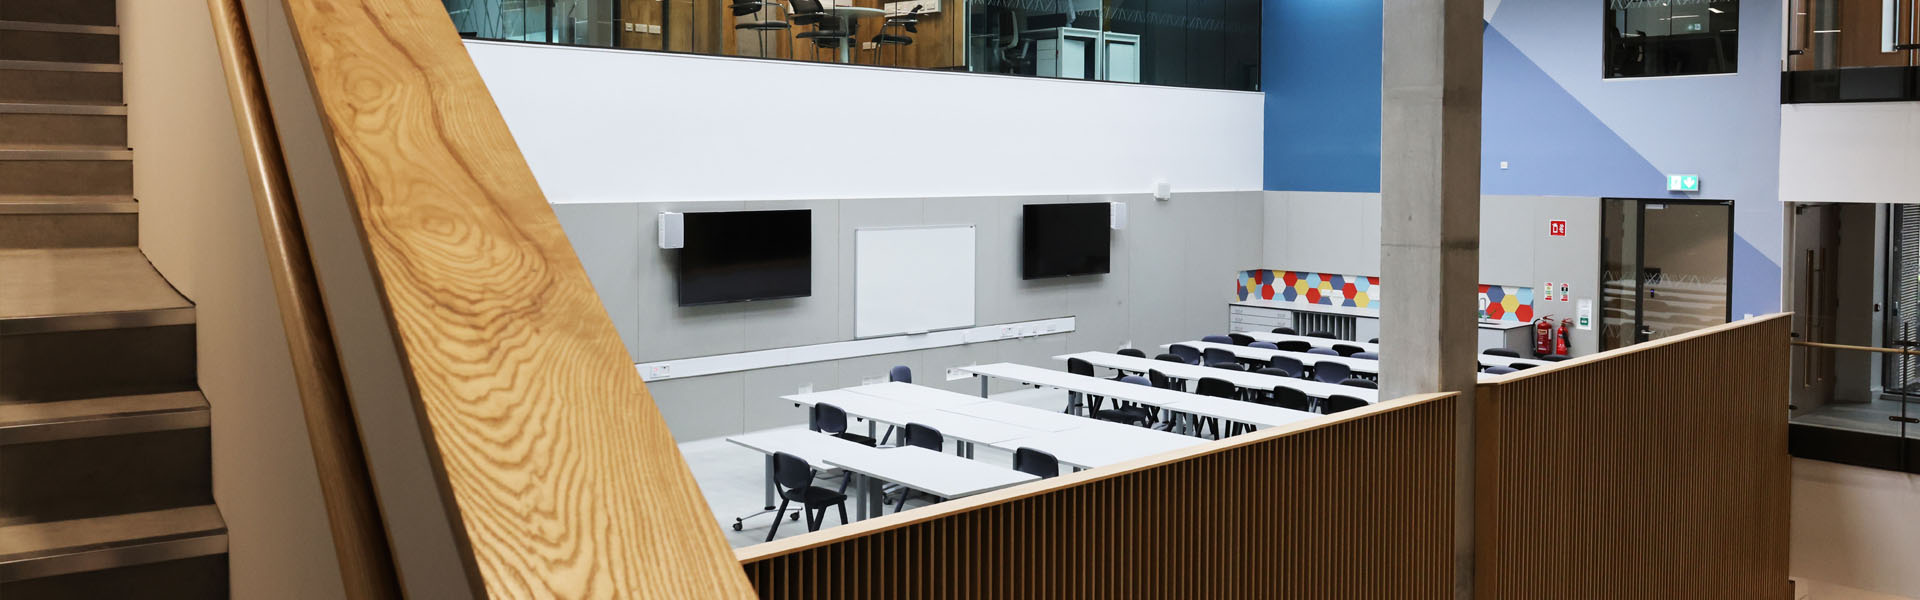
top-left (1666, 174), bottom-right (1701, 192)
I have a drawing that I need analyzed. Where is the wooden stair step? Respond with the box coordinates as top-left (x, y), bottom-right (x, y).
top-left (0, 506), bottom-right (225, 583)
top-left (0, 392), bottom-right (208, 445)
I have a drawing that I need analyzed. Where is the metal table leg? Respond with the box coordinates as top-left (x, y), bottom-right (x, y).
top-left (978, 375), bottom-right (990, 398)
top-left (763, 454), bottom-right (775, 509)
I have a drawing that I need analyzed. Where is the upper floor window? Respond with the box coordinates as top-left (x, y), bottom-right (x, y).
top-left (1604, 0), bottom-right (1741, 78)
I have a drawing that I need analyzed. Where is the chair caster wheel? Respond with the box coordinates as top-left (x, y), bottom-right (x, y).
top-left (790, 513), bottom-right (800, 521)
top-left (732, 522), bottom-right (743, 531)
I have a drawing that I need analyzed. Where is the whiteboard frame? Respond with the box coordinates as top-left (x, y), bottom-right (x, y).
top-left (854, 224), bottom-right (977, 338)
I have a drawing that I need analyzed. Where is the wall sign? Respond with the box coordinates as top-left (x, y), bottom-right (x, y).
top-left (1576, 299), bottom-right (1593, 330)
top-left (1559, 283), bottom-right (1570, 301)
top-left (1543, 282), bottom-right (1554, 302)
top-left (1548, 220), bottom-right (1567, 237)
top-left (1666, 174), bottom-right (1701, 192)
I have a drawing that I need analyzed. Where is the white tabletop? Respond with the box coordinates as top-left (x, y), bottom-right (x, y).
top-left (1055, 351), bottom-right (1376, 402)
top-left (941, 400), bottom-right (1090, 432)
top-left (844, 381), bottom-right (988, 410)
top-left (955, 362), bottom-right (1214, 409)
top-left (1160, 394), bottom-right (1319, 428)
top-left (991, 426), bottom-right (1202, 469)
top-left (1242, 331), bottom-right (1378, 353)
top-left (783, 389), bottom-right (934, 428)
top-left (1477, 354), bottom-right (1554, 368)
top-left (825, 446), bottom-right (1036, 499)
top-left (785, 388), bottom-right (1043, 446)
top-left (1171, 340), bottom-right (1383, 374)
top-left (726, 428), bottom-right (874, 471)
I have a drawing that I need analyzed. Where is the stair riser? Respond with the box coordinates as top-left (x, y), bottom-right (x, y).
top-left (0, 69), bottom-right (120, 104)
top-left (0, 428), bottom-right (211, 526)
top-left (0, 30), bottom-right (118, 64)
top-left (4, 554), bottom-right (227, 599)
top-left (0, 113), bottom-right (125, 146)
top-left (0, 213), bottom-right (137, 248)
top-left (0, 160), bottom-right (130, 195)
top-left (0, 325), bottom-right (195, 404)
top-left (0, 1), bottom-right (117, 27)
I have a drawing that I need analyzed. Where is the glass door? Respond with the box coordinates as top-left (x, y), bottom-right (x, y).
top-left (1600, 199), bottom-right (1734, 350)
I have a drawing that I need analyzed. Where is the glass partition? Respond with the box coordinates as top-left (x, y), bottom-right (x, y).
top-left (442, 0), bottom-right (1259, 91)
top-left (1783, 0), bottom-right (1920, 102)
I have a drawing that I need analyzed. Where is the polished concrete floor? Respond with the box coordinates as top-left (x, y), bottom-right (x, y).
top-left (681, 387), bottom-right (1071, 549)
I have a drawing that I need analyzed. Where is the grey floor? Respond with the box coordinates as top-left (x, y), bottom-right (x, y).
top-left (1792, 397), bottom-right (1920, 437)
top-left (680, 387), bottom-right (1073, 548)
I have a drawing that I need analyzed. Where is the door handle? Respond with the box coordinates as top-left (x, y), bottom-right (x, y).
top-left (1895, 44), bottom-right (1920, 50)
top-left (1788, 49), bottom-right (1807, 55)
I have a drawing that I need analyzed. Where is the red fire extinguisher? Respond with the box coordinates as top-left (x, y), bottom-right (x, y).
top-left (1534, 316), bottom-right (1556, 356)
top-left (1555, 318), bottom-right (1572, 356)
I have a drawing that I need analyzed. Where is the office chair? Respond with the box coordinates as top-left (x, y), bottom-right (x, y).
top-left (1306, 331), bottom-right (1338, 339)
top-left (1312, 361), bottom-right (1352, 384)
top-left (789, 0), bottom-right (850, 60)
top-left (1168, 344), bottom-right (1203, 365)
top-left (1014, 447), bottom-right (1061, 479)
top-left (1201, 334), bottom-right (1234, 344)
top-left (1272, 327), bottom-right (1297, 335)
top-left (1483, 348), bottom-right (1521, 358)
top-left (894, 423), bottom-right (946, 512)
top-left (1228, 333), bottom-right (1256, 346)
top-left (1351, 351), bottom-right (1379, 360)
top-left (1095, 376), bottom-right (1153, 427)
top-left (767, 451), bottom-right (850, 541)
top-left (1306, 347), bottom-right (1340, 357)
top-left (809, 403), bottom-right (877, 447)
top-left (1323, 395), bottom-right (1369, 415)
top-left (1269, 386), bottom-right (1312, 412)
top-left (1368, 338), bottom-right (1379, 344)
top-left (1211, 362), bottom-right (1248, 372)
top-left (1483, 366), bottom-right (1519, 375)
top-left (732, 0), bottom-right (792, 58)
top-left (995, 9), bottom-right (1032, 73)
top-left (1118, 348), bottom-right (1147, 358)
top-left (1332, 344), bottom-right (1365, 357)
top-left (1154, 353), bottom-right (1184, 364)
top-left (1508, 362), bottom-right (1536, 370)
top-left (871, 364), bottom-right (912, 444)
top-left (1203, 347), bottom-right (1238, 368)
top-left (1195, 377), bottom-right (1238, 438)
top-left (1266, 356), bottom-right (1305, 378)
top-left (1338, 378), bottom-right (1377, 389)
top-left (1249, 341), bottom-right (1279, 350)
top-left (1148, 368), bottom-right (1180, 391)
top-left (1540, 354), bottom-right (1570, 362)
top-left (1277, 340), bottom-right (1312, 353)
top-left (1066, 357), bottom-right (1104, 415)
top-left (870, 5), bottom-right (921, 65)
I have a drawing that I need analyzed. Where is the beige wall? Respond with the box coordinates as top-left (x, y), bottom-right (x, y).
top-left (120, 1), bottom-right (347, 598)
top-left (1791, 459), bottom-right (1920, 598)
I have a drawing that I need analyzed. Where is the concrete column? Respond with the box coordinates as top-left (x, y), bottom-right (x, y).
top-left (1380, 0), bottom-right (1481, 597)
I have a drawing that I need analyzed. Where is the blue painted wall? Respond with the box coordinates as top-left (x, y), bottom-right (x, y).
top-left (1261, 0), bottom-right (1381, 193)
top-left (1263, 0), bottom-right (1784, 317)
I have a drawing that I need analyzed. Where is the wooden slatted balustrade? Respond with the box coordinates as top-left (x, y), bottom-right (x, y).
top-left (737, 393), bottom-right (1459, 599)
top-left (1473, 314), bottom-right (1793, 599)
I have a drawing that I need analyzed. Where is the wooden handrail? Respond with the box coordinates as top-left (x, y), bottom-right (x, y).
top-left (204, 0), bottom-right (400, 596)
top-left (1790, 340), bottom-right (1920, 356)
top-left (271, 0), bottom-right (756, 596)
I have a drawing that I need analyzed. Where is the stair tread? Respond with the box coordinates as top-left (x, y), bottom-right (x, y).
top-left (0, 194), bottom-right (134, 206)
top-left (0, 59), bottom-right (120, 72)
top-left (0, 391), bottom-right (206, 429)
top-left (0, 248), bottom-right (190, 320)
top-left (0, 506), bottom-right (224, 561)
top-left (0, 20), bottom-right (120, 35)
top-left (0, 102), bottom-right (127, 115)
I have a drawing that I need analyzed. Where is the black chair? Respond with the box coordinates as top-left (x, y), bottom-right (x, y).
top-left (1201, 334), bottom-right (1234, 344)
top-left (1484, 366), bottom-right (1519, 375)
top-left (889, 365), bottom-right (912, 383)
top-left (788, 0), bottom-right (851, 60)
top-left (1168, 344), bottom-right (1203, 365)
top-left (1249, 341), bottom-right (1279, 351)
top-left (1228, 333), bottom-right (1257, 346)
top-left (1211, 362), bottom-right (1248, 372)
top-left (1272, 327), bottom-right (1297, 335)
top-left (1540, 354), bottom-right (1570, 362)
top-left (1013, 447), bottom-right (1060, 479)
top-left (1313, 361), bottom-right (1352, 384)
top-left (1368, 338), bottom-right (1379, 344)
top-left (1194, 377), bottom-right (1237, 437)
top-left (809, 403), bottom-right (877, 447)
top-left (1148, 368), bottom-right (1179, 390)
top-left (1306, 347), bottom-right (1340, 357)
top-left (1154, 353), bottom-right (1184, 364)
top-left (732, 0), bottom-right (793, 58)
top-left (1332, 344), bottom-right (1365, 357)
top-left (1323, 395), bottom-right (1369, 415)
top-left (1269, 386), bottom-right (1312, 412)
top-left (1306, 331), bottom-right (1338, 339)
top-left (1118, 348), bottom-right (1147, 358)
top-left (869, 5), bottom-right (920, 65)
top-left (894, 423), bottom-right (946, 512)
top-left (1203, 346), bottom-right (1239, 368)
top-left (1095, 375), bottom-right (1153, 426)
top-left (1338, 378), bottom-right (1377, 389)
top-left (767, 451), bottom-right (849, 541)
top-left (1351, 351), bottom-right (1379, 360)
top-left (1508, 362), bottom-right (1536, 370)
top-left (1266, 356), bottom-right (1304, 378)
top-left (1066, 357), bottom-right (1104, 415)
top-left (1277, 340), bottom-right (1312, 353)
top-left (1483, 348), bottom-right (1521, 358)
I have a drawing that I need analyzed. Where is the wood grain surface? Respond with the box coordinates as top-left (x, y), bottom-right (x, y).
top-left (1474, 314), bottom-right (1793, 599)
top-left (274, 1), bottom-right (756, 597)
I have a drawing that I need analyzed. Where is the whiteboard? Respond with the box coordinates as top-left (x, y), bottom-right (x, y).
top-left (856, 225), bottom-right (976, 338)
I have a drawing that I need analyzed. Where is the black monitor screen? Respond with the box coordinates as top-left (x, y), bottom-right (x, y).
top-left (677, 209), bottom-right (812, 306)
top-left (1022, 203), bottom-right (1111, 279)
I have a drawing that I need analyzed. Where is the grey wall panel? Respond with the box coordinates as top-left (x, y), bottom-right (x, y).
top-left (1480, 196), bottom-right (1538, 287)
top-left (1525, 195), bottom-right (1601, 356)
top-left (741, 362), bottom-right (844, 433)
top-left (1127, 194), bottom-right (1192, 350)
top-left (648, 373), bottom-right (746, 443)
top-left (553, 202), bottom-right (644, 361)
top-left (1279, 191), bottom-right (1381, 277)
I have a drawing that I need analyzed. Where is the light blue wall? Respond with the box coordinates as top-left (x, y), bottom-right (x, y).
top-left (1263, 0), bottom-right (1784, 317)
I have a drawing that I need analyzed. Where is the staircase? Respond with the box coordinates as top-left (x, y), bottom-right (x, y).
top-left (0, 1), bottom-right (228, 597)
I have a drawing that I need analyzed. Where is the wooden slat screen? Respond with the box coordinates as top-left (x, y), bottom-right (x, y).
top-left (1473, 314), bottom-right (1792, 599)
top-left (738, 393), bottom-right (1458, 599)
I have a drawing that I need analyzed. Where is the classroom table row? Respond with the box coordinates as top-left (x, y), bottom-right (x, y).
top-left (1239, 331), bottom-right (1556, 369)
top-left (1170, 340), bottom-right (1517, 382)
top-left (1052, 351), bottom-right (1376, 403)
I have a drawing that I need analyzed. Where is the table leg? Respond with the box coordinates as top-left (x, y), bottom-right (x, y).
top-left (838, 38), bottom-right (851, 63)
top-left (854, 474), bottom-right (870, 520)
top-left (865, 474), bottom-right (884, 520)
top-left (762, 454), bottom-right (775, 510)
top-left (978, 375), bottom-right (990, 398)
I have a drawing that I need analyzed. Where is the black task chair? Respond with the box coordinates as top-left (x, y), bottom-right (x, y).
top-left (1267, 356), bottom-right (1305, 378)
top-left (1368, 338), bottom-right (1379, 344)
top-left (1094, 375), bottom-right (1153, 427)
top-left (869, 5), bottom-right (921, 65)
top-left (1483, 348), bottom-right (1521, 358)
top-left (1268, 386), bottom-right (1312, 412)
top-left (1118, 348), bottom-right (1147, 358)
top-left (809, 403), bottom-right (877, 447)
top-left (1508, 362), bottom-right (1537, 370)
top-left (1323, 395), bottom-right (1369, 415)
top-left (1066, 357), bottom-right (1104, 415)
top-left (1332, 344), bottom-right (1365, 357)
top-left (1272, 327), bottom-right (1297, 335)
top-left (1169, 344), bottom-right (1203, 365)
top-left (1202, 334), bottom-right (1234, 344)
top-left (1203, 347), bottom-right (1239, 368)
top-left (1195, 377), bottom-right (1238, 437)
top-left (1148, 368), bottom-right (1179, 391)
top-left (1306, 347), bottom-right (1340, 357)
top-left (1540, 354), bottom-right (1570, 362)
top-left (767, 451), bottom-right (850, 541)
top-left (1211, 362), bottom-right (1248, 372)
top-left (1228, 333), bottom-right (1257, 346)
top-left (1306, 331), bottom-right (1338, 339)
top-left (1154, 353), bottom-right (1184, 364)
top-left (1483, 366), bottom-right (1519, 375)
top-left (1313, 361), bottom-right (1352, 384)
top-left (1338, 378), bottom-right (1378, 389)
top-left (1013, 447), bottom-right (1060, 479)
top-left (1351, 351), bottom-right (1379, 360)
top-left (873, 365), bottom-right (912, 445)
top-left (732, 0), bottom-right (793, 58)
top-left (1277, 340), bottom-right (1312, 353)
top-left (789, 0), bottom-right (851, 60)
top-left (894, 424), bottom-right (946, 513)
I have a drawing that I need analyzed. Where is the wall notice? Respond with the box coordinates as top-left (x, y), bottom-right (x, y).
top-left (1576, 299), bottom-right (1593, 330)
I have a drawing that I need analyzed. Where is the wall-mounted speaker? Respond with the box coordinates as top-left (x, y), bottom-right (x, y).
top-left (1154, 179), bottom-right (1172, 200)
top-left (1109, 202), bottom-right (1127, 230)
top-left (658, 212), bottom-right (684, 249)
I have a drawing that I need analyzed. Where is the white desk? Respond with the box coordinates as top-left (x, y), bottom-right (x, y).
top-left (783, 389), bottom-right (933, 438)
top-left (1476, 354), bottom-right (1554, 369)
top-left (1232, 334), bottom-right (1553, 369)
top-left (844, 381), bottom-right (988, 410)
top-left (941, 400), bottom-right (1090, 432)
top-left (956, 362), bottom-right (1322, 435)
top-left (828, 446), bottom-right (1036, 518)
top-left (785, 387), bottom-right (1043, 458)
top-left (990, 426), bottom-right (1202, 470)
top-left (1171, 341), bottom-right (1502, 383)
top-left (1055, 351), bottom-right (1375, 403)
top-left (727, 428), bottom-right (877, 518)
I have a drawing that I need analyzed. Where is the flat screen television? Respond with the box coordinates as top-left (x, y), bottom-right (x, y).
top-left (677, 209), bottom-right (812, 306)
top-left (1021, 203), bottom-right (1111, 279)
